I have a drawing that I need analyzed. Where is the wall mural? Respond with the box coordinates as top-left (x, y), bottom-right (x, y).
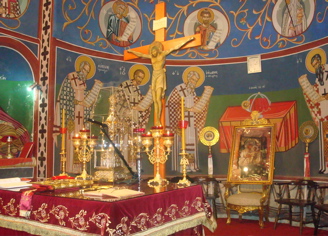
top-left (272, 0), bottom-right (315, 38)
top-left (55, 55), bottom-right (103, 173)
top-left (98, 0), bottom-right (142, 47)
top-left (0, 0), bottom-right (328, 178)
top-left (0, 0), bottom-right (29, 19)
top-left (58, 0), bottom-right (326, 59)
top-left (184, 7), bottom-right (229, 51)
top-left (0, 0), bottom-right (31, 30)
top-left (166, 66), bottom-right (213, 172)
top-left (299, 48), bottom-right (328, 174)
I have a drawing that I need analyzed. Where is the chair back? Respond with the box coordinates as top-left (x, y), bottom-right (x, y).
top-left (239, 184), bottom-right (264, 193)
top-left (276, 179), bottom-right (317, 201)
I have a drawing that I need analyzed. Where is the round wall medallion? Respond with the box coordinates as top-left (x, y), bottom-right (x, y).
top-left (200, 126), bottom-right (219, 146)
top-left (299, 121), bottom-right (318, 143)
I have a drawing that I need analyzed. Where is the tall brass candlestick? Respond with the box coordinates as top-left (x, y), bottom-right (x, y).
top-left (178, 96), bottom-right (190, 187)
top-left (59, 109), bottom-right (68, 176)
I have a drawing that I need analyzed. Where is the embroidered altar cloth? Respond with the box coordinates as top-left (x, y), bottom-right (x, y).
top-left (0, 184), bottom-right (216, 236)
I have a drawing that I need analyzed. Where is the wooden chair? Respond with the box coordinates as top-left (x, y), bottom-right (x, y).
top-left (224, 183), bottom-right (271, 228)
top-left (313, 184), bottom-right (328, 235)
top-left (274, 179), bottom-right (318, 235)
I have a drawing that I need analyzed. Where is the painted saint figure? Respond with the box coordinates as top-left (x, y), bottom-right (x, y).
top-left (238, 139), bottom-right (264, 178)
top-left (194, 8), bottom-right (218, 50)
top-left (106, 0), bottom-right (134, 47)
top-left (55, 57), bottom-right (103, 173)
top-left (281, 0), bottom-right (307, 37)
top-left (311, 53), bottom-right (328, 112)
top-left (298, 48), bottom-right (328, 173)
top-left (116, 66), bottom-right (151, 129)
top-left (127, 37), bottom-right (194, 126)
top-left (0, 0), bottom-right (21, 18)
top-left (166, 67), bottom-right (213, 172)
top-left (238, 140), bottom-right (261, 168)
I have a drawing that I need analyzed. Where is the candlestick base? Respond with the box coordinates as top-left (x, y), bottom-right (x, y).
top-left (59, 172), bottom-right (70, 177)
top-left (6, 154), bottom-right (13, 159)
top-left (147, 173), bottom-right (169, 187)
top-left (177, 178), bottom-right (191, 188)
top-left (75, 170), bottom-right (93, 181)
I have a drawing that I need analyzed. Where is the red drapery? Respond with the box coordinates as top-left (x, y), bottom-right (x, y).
top-left (219, 101), bottom-right (298, 153)
top-left (0, 184), bottom-right (216, 235)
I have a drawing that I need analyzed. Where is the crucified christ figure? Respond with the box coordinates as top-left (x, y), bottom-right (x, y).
top-left (127, 37), bottom-right (195, 126)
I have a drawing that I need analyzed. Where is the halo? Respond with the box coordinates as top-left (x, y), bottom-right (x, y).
top-left (128, 64), bottom-right (150, 86)
top-left (200, 126), bottom-right (219, 147)
top-left (197, 8), bottom-right (214, 24)
top-left (75, 55), bottom-right (96, 80)
top-left (149, 41), bottom-right (163, 54)
top-left (112, 0), bottom-right (129, 17)
top-left (305, 48), bottom-right (326, 74)
top-left (299, 121), bottom-right (318, 143)
top-left (182, 67), bottom-right (205, 88)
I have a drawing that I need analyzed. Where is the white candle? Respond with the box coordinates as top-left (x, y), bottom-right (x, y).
top-left (181, 97), bottom-right (186, 150)
top-left (61, 109), bottom-right (66, 148)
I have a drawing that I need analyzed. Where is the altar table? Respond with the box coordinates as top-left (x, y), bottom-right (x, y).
top-left (0, 157), bottom-right (36, 178)
top-left (0, 182), bottom-right (217, 235)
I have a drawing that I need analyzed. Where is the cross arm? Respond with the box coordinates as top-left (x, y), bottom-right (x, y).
top-left (127, 49), bottom-right (151, 59)
top-left (164, 36), bottom-right (195, 55)
top-left (124, 33), bottom-right (201, 61)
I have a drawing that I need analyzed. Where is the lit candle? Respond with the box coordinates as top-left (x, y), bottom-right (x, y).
top-left (151, 125), bottom-right (163, 130)
top-left (72, 134), bottom-right (81, 139)
top-left (163, 130), bottom-right (174, 137)
top-left (72, 134), bottom-right (81, 148)
top-left (141, 132), bottom-right (152, 137)
top-left (133, 128), bottom-right (146, 133)
top-left (89, 134), bottom-right (98, 139)
top-left (80, 128), bottom-right (90, 132)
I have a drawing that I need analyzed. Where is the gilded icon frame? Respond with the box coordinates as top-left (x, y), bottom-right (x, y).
top-left (227, 124), bottom-right (276, 184)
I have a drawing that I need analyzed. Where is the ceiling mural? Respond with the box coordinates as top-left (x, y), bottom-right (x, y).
top-left (56, 0), bottom-right (328, 60)
top-left (0, 0), bottom-right (37, 34)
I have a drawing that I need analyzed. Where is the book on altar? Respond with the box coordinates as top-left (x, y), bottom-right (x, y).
top-left (0, 177), bottom-right (32, 189)
top-left (84, 188), bottom-right (145, 200)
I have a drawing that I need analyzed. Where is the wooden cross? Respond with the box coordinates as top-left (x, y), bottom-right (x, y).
top-left (124, 2), bottom-right (201, 61)
top-left (124, 2), bottom-right (201, 123)
top-left (124, 2), bottom-right (201, 179)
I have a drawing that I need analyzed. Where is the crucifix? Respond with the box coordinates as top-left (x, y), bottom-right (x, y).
top-left (124, 1), bottom-right (201, 182)
top-left (124, 2), bottom-right (201, 126)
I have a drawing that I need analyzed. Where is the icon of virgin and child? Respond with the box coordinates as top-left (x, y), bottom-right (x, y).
top-left (238, 138), bottom-right (267, 178)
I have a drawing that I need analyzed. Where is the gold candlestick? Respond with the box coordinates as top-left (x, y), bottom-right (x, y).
top-left (6, 136), bottom-right (13, 159)
top-left (178, 96), bottom-right (191, 187)
top-left (73, 129), bottom-right (98, 180)
top-left (59, 109), bottom-right (68, 176)
top-left (141, 127), bottom-right (173, 187)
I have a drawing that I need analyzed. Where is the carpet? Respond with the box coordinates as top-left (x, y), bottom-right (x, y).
top-left (204, 218), bottom-right (328, 236)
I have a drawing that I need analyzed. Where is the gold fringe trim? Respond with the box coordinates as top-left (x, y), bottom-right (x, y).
top-left (132, 212), bottom-right (217, 236)
top-left (0, 214), bottom-right (98, 236)
top-left (0, 212), bottom-right (217, 236)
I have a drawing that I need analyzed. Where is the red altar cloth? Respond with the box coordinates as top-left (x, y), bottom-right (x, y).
top-left (219, 101), bottom-right (298, 153)
top-left (0, 184), bottom-right (216, 235)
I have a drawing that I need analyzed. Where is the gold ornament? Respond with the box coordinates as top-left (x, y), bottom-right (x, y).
top-left (241, 100), bottom-right (250, 110)
top-left (200, 126), bottom-right (219, 147)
